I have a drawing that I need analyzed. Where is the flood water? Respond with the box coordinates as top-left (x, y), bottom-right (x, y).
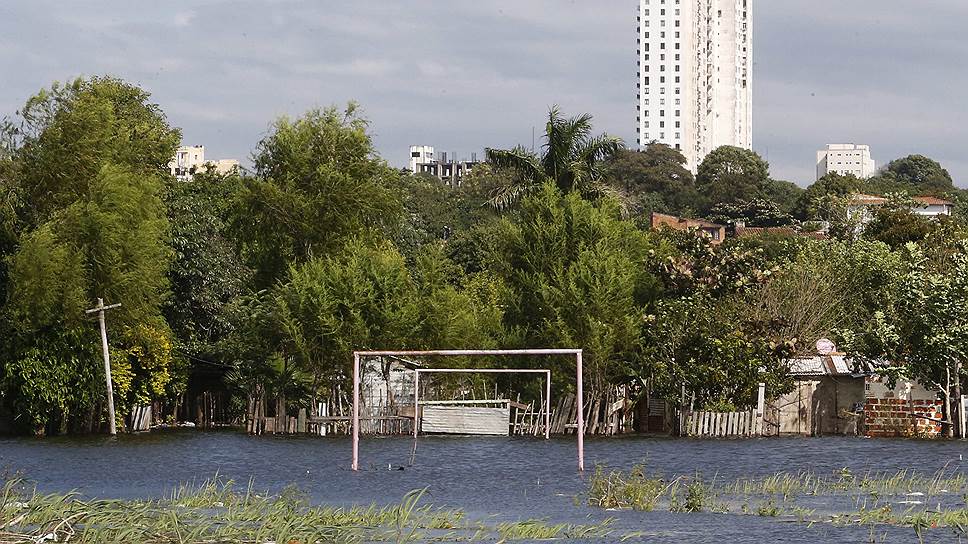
top-left (3, 431), bottom-right (968, 542)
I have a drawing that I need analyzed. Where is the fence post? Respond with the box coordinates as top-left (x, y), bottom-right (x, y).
top-left (756, 383), bottom-right (766, 437)
top-left (679, 385), bottom-right (687, 437)
top-left (961, 395), bottom-right (967, 440)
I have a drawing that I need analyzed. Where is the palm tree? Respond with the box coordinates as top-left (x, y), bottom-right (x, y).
top-left (484, 106), bottom-right (623, 209)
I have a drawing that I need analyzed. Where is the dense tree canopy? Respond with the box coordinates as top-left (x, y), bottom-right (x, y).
top-left (164, 169), bottom-right (250, 358)
top-left (482, 184), bottom-right (667, 393)
top-left (1, 77), bottom-right (180, 434)
top-left (605, 144), bottom-right (698, 220)
top-left (869, 155), bottom-right (955, 195)
top-left (2, 75), bottom-right (966, 436)
top-left (12, 77), bottom-right (180, 227)
top-left (231, 104), bottom-right (402, 287)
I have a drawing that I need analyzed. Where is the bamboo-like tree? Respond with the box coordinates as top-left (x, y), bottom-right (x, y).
top-left (484, 107), bottom-right (622, 210)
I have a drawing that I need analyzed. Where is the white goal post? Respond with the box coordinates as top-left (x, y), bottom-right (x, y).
top-left (352, 349), bottom-right (585, 471)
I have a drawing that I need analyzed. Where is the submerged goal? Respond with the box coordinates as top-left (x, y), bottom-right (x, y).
top-left (351, 349), bottom-right (585, 471)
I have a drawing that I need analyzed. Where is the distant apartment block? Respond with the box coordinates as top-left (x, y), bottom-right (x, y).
top-left (169, 145), bottom-right (240, 180)
top-left (817, 144), bottom-right (876, 180)
top-left (637, 0), bottom-right (753, 171)
top-left (409, 145), bottom-right (480, 186)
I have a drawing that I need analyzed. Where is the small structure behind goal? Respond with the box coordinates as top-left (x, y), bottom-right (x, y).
top-left (352, 349), bottom-right (585, 471)
top-left (413, 368), bottom-right (551, 439)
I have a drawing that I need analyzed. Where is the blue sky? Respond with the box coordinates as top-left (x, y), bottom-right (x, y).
top-left (1, 1), bottom-right (965, 186)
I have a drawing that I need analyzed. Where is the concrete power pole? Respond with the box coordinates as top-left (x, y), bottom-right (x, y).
top-left (86, 298), bottom-right (122, 435)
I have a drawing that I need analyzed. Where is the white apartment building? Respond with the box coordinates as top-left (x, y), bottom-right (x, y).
top-left (637, 0), bottom-right (753, 171)
top-left (169, 145), bottom-right (239, 180)
top-left (817, 144), bottom-right (876, 180)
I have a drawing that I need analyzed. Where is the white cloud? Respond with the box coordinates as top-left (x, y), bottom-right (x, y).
top-left (173, 11), bottom-right (196, 28)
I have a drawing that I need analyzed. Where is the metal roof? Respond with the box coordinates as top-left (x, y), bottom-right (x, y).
top-left (787, 354), bottom-right (876, 377)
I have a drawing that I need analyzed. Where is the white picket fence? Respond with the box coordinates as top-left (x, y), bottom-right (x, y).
top-left (684, 410), bottom-right (762, 438)
top-left (129, 405), bottom-right (152, 432)
top-left (682, 383), bottom-right (766, 438)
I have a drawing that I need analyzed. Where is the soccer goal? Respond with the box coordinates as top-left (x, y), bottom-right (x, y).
top-left (351, 349), bottom-right (585, 471)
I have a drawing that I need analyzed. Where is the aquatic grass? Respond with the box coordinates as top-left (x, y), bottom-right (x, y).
top-left (587, 464), bottom-right (968, 541)
top-left (0, 476), bottom-right (612, 543)
top-left (586, 465), bottom-right (675, 511)
top-left (495, 518), bottom-right (614, 540)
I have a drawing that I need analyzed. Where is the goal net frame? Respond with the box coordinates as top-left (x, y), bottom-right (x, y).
top-left (352, 349), bottom-right (585, 471)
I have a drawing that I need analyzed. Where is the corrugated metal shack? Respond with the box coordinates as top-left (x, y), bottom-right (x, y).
top-left (770, 354), bottom-right (866, 436)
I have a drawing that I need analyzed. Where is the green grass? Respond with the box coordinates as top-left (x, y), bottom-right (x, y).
top-left (0, 477), bottom-right (612, 543)
top-left (586, 464), bottom-right (968, 541)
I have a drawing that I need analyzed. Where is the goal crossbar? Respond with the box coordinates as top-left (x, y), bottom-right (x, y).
top-left (352, 349), bottom-right (585, 472)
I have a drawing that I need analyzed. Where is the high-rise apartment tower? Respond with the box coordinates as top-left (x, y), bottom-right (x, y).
top-left (637, 0), bottom-right (752, 171)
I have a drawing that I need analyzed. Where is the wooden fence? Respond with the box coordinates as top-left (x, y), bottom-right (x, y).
top-left (246, 395), bottom-right (414, 436)
top-left (129, 405), bottom-right (152, 432)
top-left (245, 390), bottom-right (635, 437)
top-left (681, 383), bottom-right (766, 438)
top-left (684, 410), bottom-right (763, 438)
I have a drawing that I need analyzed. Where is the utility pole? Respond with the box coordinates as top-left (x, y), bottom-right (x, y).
top-left (86, 298), bottom-right (122, 435)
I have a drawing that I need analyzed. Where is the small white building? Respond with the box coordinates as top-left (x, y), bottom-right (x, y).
top-left (409, 145), bottom-right (480, 187)
top-left (170, 145), bottom-right (206, 180)
top-left (169, 145), bottom-right (240, 180)
top-left (911, 196), bottom-right (955, 218)
top-left (409, 145), bottom-right (435, 174)
top-left (817, 144), bottom-right (877, 180)
top-left (847, 194), bottom-right (954, 227)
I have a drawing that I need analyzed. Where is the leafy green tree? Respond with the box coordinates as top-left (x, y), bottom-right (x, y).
top-left (643, 294), bottom-right (795, 408)
top-left (760, 179), bottom-right (804, 216)
top-left (4, 164), bottom-right (177, 433)
top-left (695, 146), bottom-right (770, 210)
top-left (605, 144), bottom-right (698, 220)
top-left (707, 198), bottom-right (795, 228)
top-left (0, 147), bottom-right (19, 308)
top-left (655, 229), bottom-right (776, 298)
top-left (863, 196), bottom-right (938, 249)
top-left (12, 77), bottom-right (180, 227)
top-left (794, 173), bottom-right (865, 221)
top-left (272, 240), bottom-right (506, 393)
top-left (1, 78), bottom-right (180, 434)
top-left (484, 107), bottom-right (622, 209)
top-left (868, 155), bottom-right (954, 196)
top-left (643, 230), bottom-right (799, 406)
top-left (231, 104), bottom-right (403, 287)
top-left (394, 172), bottom-right (493, 260)
top-left (2, 330), bottom-right (101, 435)
top-left (842, 241), bottom-right (968, 436)
top-left (483, 184), bottom-right (667, 393)
top-left (164, 169), bottom-right (251, 358)
top-left (748, 239), bottom-right (901, 349)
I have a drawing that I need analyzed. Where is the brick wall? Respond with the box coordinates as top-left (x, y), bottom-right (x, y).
top-left (864, 398), bottom-right (943, 438)
top-left (865, 376), bottom-right (943, 438)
